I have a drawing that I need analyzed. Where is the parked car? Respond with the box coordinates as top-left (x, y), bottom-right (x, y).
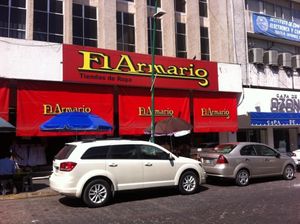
top-left (197, 142), bottom-right (296, 186)
top-left (291, 149), bottom-right (300, 168)
top-left (50, 139), bottom-right (206, 207)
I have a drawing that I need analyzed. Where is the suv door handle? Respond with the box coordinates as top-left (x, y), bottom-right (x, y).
top-left (145, 162), bottom-right (153, 167)
top-left (108, 163), bottom-right (118, 167)
top-left (265, 158), bottom-right (270, 162)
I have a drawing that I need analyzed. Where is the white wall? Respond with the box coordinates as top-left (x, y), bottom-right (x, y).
top-left (0, 38), bottom-right (242, 94)
top-left (0, 37), bottom-right (62, 81)
top-left (218, 63), bottom-right (243, 93)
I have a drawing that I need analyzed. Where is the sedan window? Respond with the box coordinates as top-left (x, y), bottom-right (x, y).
top-left (240, 145), bottom-right (257, 156)
top-left (254, 145), bottom-right (277, 156)
top-left (213, 144), bottom-right (236, 154)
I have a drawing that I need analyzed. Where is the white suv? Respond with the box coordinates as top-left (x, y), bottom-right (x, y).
top-left (50, 139), bottom-right (206, 207)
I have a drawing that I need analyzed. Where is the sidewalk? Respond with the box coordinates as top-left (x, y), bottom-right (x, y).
top-left (0, 176), bottom-right (59, 200)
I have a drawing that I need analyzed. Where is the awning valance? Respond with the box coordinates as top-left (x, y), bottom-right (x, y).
top-left (249, 112), bottom-right (300, 126)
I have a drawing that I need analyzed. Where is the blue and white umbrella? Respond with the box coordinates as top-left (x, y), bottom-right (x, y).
top-left (0, 117), bottom-right (15, 132)
top-left (40, 112), bottom-right (113, 131)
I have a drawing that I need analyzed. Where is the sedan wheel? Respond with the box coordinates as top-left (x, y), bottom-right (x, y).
top-left (283, 165), bottom-right (294, 180)
top-left (235, 169), bottom-right (249, 186)
top-left (82, 179), bottom-right (112, 208)
top-left (178, 171), bottom-right (199, 195)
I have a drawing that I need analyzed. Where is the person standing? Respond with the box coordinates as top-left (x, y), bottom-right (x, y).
top-left (0, 151), bottom-right (16, 195)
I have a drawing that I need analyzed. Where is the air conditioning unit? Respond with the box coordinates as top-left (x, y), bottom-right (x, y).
top-left (278, 53), bottom-right (292, 68)
top-left (263, 50), bottom-right (278, 66)
top-left (292, 55), bottom-right (300, 69)
top-left (248, 48), bottom-right (264, 64)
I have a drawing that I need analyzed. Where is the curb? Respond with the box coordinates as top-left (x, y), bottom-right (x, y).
top-left (0, 189), bottom-right (59, 200)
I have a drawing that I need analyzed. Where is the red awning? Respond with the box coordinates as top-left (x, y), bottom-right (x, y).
top-left (17, 81), bottom-right (114, 136)
top-left (193, 92), bottom-right (238, 132)
top-left (0, 79), bottom-right (9, 121)
top-left (119, 87), bottom-right (190, 135)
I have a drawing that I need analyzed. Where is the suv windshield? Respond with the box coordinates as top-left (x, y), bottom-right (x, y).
top-left (54, 145), bottom-right (76, 160)
top-left (213, 144), bottom-right (236, 154)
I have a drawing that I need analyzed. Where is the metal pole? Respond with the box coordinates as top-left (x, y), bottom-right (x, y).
top-left (150, 0), bottom-right (158, 143)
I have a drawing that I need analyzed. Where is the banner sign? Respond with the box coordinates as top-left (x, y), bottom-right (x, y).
top-left (250, 112), bottom-right (300, 126)
top-left (194, 92), bottom-right (238, 132)
top-left (253, 13), bottom-right (300, 42)
top-left (0, 79), bottom-right (9, 121)
top-left (17, 81), bottom-right (114, 136)
top-left (118, 87), bottom-right (190, 135)
top-left (63, 44), bottom-right (218, 91)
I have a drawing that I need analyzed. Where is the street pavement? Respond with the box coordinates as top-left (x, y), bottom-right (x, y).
top-left (0, 172), bottom-right (299, 224)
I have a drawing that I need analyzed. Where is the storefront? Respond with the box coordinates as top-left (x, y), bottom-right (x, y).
top-left (238, 88), bottom-right (300, 152)
top-left (0, 40), bottom-right (242, 164)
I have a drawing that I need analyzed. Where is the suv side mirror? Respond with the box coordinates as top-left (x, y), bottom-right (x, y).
top-left (275, 153), bottom-right (281, 158)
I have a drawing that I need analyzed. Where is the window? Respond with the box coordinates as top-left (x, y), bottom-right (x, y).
top-left (240, 145), bottom-right (257, 156)
top-left (199, 0), bottom-right (207, 17)
top-left (176, 22), bottom-right (186, 58)
top-left (81, 146), bottom-right (109, 159)
top-left (108, 145), bottom-right (138, 159)
top-left (117, 11), bottom-right (135, 52)
top-left (73, 3), bottom-right (97, 47)
top-left (254, 145), bottom-right (277, 156)
top-left (245, 0), bottom-right (261, 13)
top-left (54, 145), bottom-right (76, 160)
top-left (175, 0), bottom-right (186, 13)
top-left (148, 17), bottom-right (162, 55)
top-left (33, 0), bottom-right (63, 43)
top-left (140, 145), bottom-right (169, 160)
top-left (200, 26), bottom-right (210, 60)
top-left (0, 0), bottom-right (26, 39)
top-left (147, 0), bottom-right (161, 7)
top-left (263, 2), bottom-right (274, 16)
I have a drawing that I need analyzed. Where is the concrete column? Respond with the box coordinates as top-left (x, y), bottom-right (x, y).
top-left (219, 132), bottom-right (237, 143)
top-left (267, 127), bottom-right (274, 148)
top-left (98, 0), bottom-right (117, 50)
top-left (208, 0), bottom-right (230, 62)
top-left (161, 0), bottom-right (176, 56)
top-left (135, 0), bottom-right (147, 54)
top-left (26, 0), bottom-right (34, 40)
top-left (186, 0), bottom-right (201, 59)
top-left (63, 0), bottom-right (72, 44)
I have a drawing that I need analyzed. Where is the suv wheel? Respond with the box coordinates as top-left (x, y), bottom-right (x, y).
top-left (283, 165), bottom-right (294, 180)
top-left (178, 171), bottom-right (199, 195)
top-left (235, 169), bottom-right (249, 186)
top-left (82, 179), bottom-right (112, 208)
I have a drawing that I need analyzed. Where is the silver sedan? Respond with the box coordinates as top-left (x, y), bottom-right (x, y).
top-left (198, 142), bottom-right (296, 186)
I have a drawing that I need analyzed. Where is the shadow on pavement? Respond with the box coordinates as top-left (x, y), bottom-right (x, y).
top-left (206, 175), bottom-right (297, 187)
top-left (59, 185), bottom-right (209, 208)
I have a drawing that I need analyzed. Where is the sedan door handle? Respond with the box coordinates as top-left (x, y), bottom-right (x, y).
top-left (265, 158), bottom-right (270, 162)
top-left (145, 162), bottom-right (153, 167)
top-left (108, 163), bottom-right (118, 167)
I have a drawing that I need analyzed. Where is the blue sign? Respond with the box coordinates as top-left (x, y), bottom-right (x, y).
top-left (249, 112), bottom-right (300, 126)
top-left (253, 13), bottom-right (300, 42)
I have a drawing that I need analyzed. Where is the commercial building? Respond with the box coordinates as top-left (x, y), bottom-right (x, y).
top-left (1, 0), bottom-right (244, 162)
top-left (238, 0), bottom-right (300, 153)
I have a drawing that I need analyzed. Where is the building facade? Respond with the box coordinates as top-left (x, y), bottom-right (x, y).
top-left (236, 0), bottom-right (300, 153)
top-left (0, 0), bottom-right (245, 162)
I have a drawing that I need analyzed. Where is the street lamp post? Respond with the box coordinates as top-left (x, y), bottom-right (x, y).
top-left (150, 0), bottom-right (165, 143)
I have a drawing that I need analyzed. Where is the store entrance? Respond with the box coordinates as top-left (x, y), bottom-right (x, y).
top-left (273, 128), bottom-right (290, 153)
